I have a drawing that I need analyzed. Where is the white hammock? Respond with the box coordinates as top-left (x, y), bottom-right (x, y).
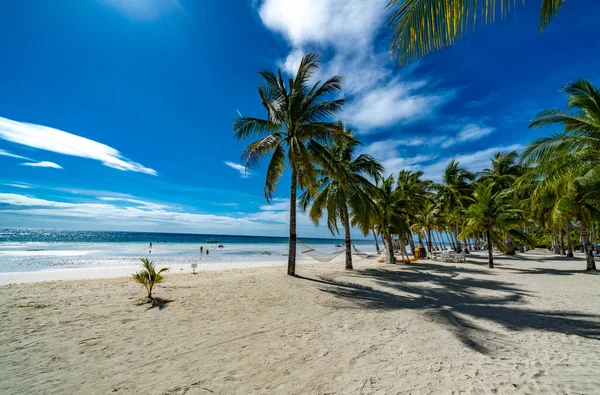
top-left (298, 239), bottom-right (345, 262)
top-left (352, 244), bottom-right (378, 259)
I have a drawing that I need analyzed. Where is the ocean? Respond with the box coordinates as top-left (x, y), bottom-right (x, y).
top-left (0, 228), bottom-right (375, 273)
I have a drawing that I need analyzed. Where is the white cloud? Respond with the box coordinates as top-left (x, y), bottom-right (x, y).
top-left (0, 193), bottom-right (322, 237)
top-left (359, 123), bottom-right (504, 178)
top-left (21, 161), bottom-right (63, 169)
top-left (345, 80), bottom-right (452, 130)
top-left (97, 196), bottom-right (170, 210)
top-left (420, 144), bottom-right (525, 181)
top-left (224, 161), bottom-right (251, 178)
top-left (441, 123), bottom-right (495, 148)
top-left (257, 0), bottom-right (450, 133)
top-left (259, 0), bottom-right (385, 50)
top-left (0, 116), bottom-right (156, 175)
top-left (0, 148), bottom-right (31, 161)
top-left (3, 183), bottom-right (33, 189)
top-left (101, 0), bottom-right (183, 20)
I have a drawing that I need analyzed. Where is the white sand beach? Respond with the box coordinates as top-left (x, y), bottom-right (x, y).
top-left (1, 249), bottom-right (600, 394)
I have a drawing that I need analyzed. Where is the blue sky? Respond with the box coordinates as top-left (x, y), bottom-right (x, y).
top-left (1, 0), bottom-right (599, 237)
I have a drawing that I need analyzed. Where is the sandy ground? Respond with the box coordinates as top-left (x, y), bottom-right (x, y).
top-left (1, 250), bottom-right (600, 394)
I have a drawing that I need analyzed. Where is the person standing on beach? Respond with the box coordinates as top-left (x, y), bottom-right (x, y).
top-left (206, 249), bottom-right (209, 255)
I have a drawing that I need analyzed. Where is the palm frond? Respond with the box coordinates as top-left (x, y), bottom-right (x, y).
top-left (387, 0), bottom-right (565, 65)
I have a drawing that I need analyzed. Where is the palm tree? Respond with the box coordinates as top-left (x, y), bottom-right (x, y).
top-left (435, 160), bottom-right (474, 250)
top-left (234, 52), bottom-right (345, 276)
top-left (459, 181), bottom-right (526, 268)
top-left (479, 151), bottom-right (524, 191)
top-left (413, 199), bottom-right (441, 253)
top-left (373, 176), bottom-right (413, 264)
top-left (300, 127), bottom-right (383, 270)
top-left (395, 170), bottom-right (433, 253)
top-left (522, 79), bottom-right (600, 270)
top-left (387, 0), bottom-right (566, 65)
top-left (133, 258), bottom-right (169, 300)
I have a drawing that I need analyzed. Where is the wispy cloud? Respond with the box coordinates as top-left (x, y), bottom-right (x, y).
top-left (21, 161), bottom-right (63, 169)
top-left (0, 193), bottom-right (315, 236)
top-left (257, 0), bottom-right (452, 133)
top-left (419, 144), bottom-right (525, 181)
top-left (101, 0), bottom-right (184, 20)
top-left (441, 123), bottom-right (495, 148)
top-left (359, 119), bottom-right (497, 174)
top-left (96, 196), bottom-right (170, 210)
top-left (3, 183), bottom-right (33, 189)
top-left (0, 116), bottom-right (156, 175)
top-left (0, 148), bottom-right (32, 161)
top-left (224, 161), bottom-right (251, 178)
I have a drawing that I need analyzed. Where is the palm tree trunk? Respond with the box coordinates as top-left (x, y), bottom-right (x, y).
top-left (417, 231), bottom-right (426, 258)
top-left (454, 224), bottom-right (460, 251)
top-left (551, 231), bottom-right (558, 254)
top-left (564, 219), bottom-right (574, 257)
top-left (486, 228), bottom-right (494, 268)
top-left (592, 221), bottom-right (598, 254)
top-left (408, 232), bottom-right (416, 256)
top-left (372, 227), bottom-right (380, 254)
top-left (559, 228), bottom-right (566, 255)
top-left (342, 204), bottom-right (353, 270)
top-left (427, 228), bottom-right (433, 253)
top-left (577, 215), bottom-right (596, 271)
top-left (385, 233), bottom-right (395, 264)
top-left (288, 169), bottom-right (298, 276)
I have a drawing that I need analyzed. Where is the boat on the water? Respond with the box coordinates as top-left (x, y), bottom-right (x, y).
top-left (206, 240), bottom-right (218, 243)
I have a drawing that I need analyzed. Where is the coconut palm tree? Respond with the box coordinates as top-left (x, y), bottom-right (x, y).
top-left (435, 160), bottom-right (474, 249)
top-left (372, 176), bottom-right (413, 264)
top-left (300, 127), bottom-right (383, 270)
top-left (522, 78), bottom-right (600, 270)
top-left (413, 199), bottom-right (442, 253)
top-left (234, 52), bottom-right (345, 276)
top-left (459, 181), bottom-right (526, 268)
top-left (133, 258), bottom-right (169, 300)
top-left (395, 170), bottom-right (433, 252)
top-left (387, 0), bottom-right (566, 65)
top-left (479, 151), bottom-right (524, 192)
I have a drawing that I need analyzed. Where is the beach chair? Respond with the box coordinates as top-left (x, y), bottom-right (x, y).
top-left (452, 252), bottom-right (466, 263)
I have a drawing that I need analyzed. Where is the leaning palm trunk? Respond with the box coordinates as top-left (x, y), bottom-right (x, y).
top-left (577, 215), bottom-right (596, 271)
top-left (288, 170), bottom-right (298, 276)
top-left (372, 228), bottom-right (380, 254)
top-left (486, 228), bottom-right (494, 268)
top-left (385, 233), bottom-right (394, 264)
top-left (551, 231), bottom-right (558, 254)
top-left (559, 229), bottom-right (566, 255)
top-left (592, 221), bottom-right (598, 254)
top-left (565, 219), bottom-right (574, 257)
top-left (342, 205), bottom-right (353, 270)
top-left (408, 234), bottom-right (416, 257)
top-left (454, 224), bottom-right (461, 251)
top-left (427, 228), bottom-right (433, 253)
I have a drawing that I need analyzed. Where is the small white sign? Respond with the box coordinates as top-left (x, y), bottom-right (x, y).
top-left (191, 263), bottom-right (198, 273)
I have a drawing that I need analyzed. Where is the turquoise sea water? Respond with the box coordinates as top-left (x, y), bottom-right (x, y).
top-left (0, 228), bottom-right (375, 273)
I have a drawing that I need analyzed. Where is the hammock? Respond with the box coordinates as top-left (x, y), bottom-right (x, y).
top-left (298, 239), bottom-right (345, 263)
top-left (352, 244), bottom-right (378, 259)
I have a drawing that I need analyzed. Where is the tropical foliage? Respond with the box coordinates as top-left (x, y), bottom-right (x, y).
top-left (387, 0), bottom-right (567, 65)
top-left (236, 51), bottom-right (599, 274)
top-left (133, 258), bottom-right (169, 300)
top-left (300, 125), bottom-right (383, 270)
top-left (234, 52), bottom-right (345, 276)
